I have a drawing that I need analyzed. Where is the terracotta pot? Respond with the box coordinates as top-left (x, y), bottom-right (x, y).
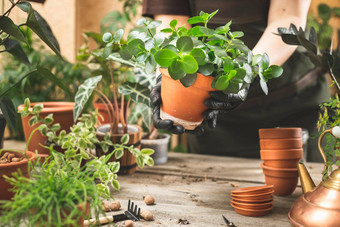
top-left (260, 149), bottom-right (303, 168)
top-left (258, 127), bottom-right (302, 139)
top-left (0, 150), bottom-right (36, 200)
top-left (231, 200), bottom-right (273, 210)
top-left (259, 138), bottom-right (303, 149)
top-left (18, 102), bottom-right (74, 156)
top-left (96, 124), bottom-right (142, 174)
top-left (230, 202), bottom-right (273, 217)
top-left (231, 196), bottom-right (273, 204)
top-left (260, 162), bottom-right (298, 196)
top-left (93, 102), bottom-right (128, 125)
top-left (159, 68), bottom-right (216, 130)
top-left (141, 133), bottom-right (170, 165)
top-left (231, 185), bottom-right (274, 195)
top-left (0, 114), bottom-right (5, 149)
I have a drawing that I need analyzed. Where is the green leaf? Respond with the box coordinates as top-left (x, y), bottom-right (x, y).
top-left (170, 19), bottom-right (178, 29)
top-left (189, 48), bottom-right (206, 65)
top-left (17, 2), bottom-right (31, 12)
top-left (176, 36), bottom-right (193, 52)
top-left (161, 28), bottom-right (173, 33)
top-left (136, 156), bottom-right (145, 168)
top-left (198, 63), bottom-right (214, 76)
top-left (102, 32), bottom-right (113, 43)
top-left (208, 9), bottom-right (219, 21)
top-left (115, 148), bottom-right (124, 159)
top-left (141, 148), bottom-right (154, 155)
top-left (147, 20), bottom-right (162, 29)
top-left (0, 16), bottom-right (26, 43)
top-left (121, 134), bottom-right (129, 144)
top-left (0, 97), bottom-right (17, 131)
top-left (113, 29), bottom-right (124, 42)
top-left (318, 3), bottom-right (331, 22)
top-left (169, 59), bottom-right (186, 80)
top-left (2, 39), bottom-right (30, 65)
top-left (137, 18), bottom-right (146, 26)
top-left (223, 58), bottom-right (234, 73)
top-left (0, 69), bottom-right (37, 97)
top-left (112, 179), bottom-right (120, 191)
top-left (333, 7), bottom-right (340, 17)
top-left (146, 157), bottom-right (155, 166)
top-left (200, 27), bottom-right (215, 36)
top-left (215, 75), bottom-right (229, 90)
top-left (73, 75), bottom-right (102, 122)
top-left (230, 31), bottom-right (244, 38)
top-left (180, 73), bottom-right (197, 87)
top-left (155, 49), bottom-right (177, 67)
top-left (179, 55), bottom-right (198, 74)
top-left (120, 44), bottom-right (132, 60)
top-left (127, 38), bottom-right (145, 56)
top-left (26, 8), bottom-right (62, 58)
top-left (187, 16), bottom-right (204, 25)
top-left (261, 53), bottom-right (270, 69)
top-left (235, 68), bottom-right (246, 79)
top-left (103, 43), bottom-right (112, 58)
top-left (279, 34), bottom-right (300, 45)
top-left (153, 32), bottom-right (165, 47)
top-left (266, 65), bottom-right (283, 78)
top-left (36, 66), bottom-right (71, 98)
top-left (118, 82), bottom-right (151, 106)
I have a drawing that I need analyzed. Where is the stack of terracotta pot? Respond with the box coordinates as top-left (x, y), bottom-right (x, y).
top-left (230, 185), bottom-right (274, 216)
top-left (259, 128), bottom-right (303, 196)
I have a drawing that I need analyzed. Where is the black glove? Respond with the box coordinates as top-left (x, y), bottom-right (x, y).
top-left (151, 75), bottom-right (205, 135)
top-left (203, 85), bottom-right (250, 128)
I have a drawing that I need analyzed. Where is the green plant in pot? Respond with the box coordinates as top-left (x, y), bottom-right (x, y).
top-left (0, 98), bottom-right (154, 226)
top-left (103, 10), bottom-right (283, 130)
top-left (0, 0), bottom-right (71, 147)
top-left (74, 75), bottom-right (155, 174)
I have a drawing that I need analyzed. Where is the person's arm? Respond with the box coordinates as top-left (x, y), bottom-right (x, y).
top-left (252, 0), bottom-right (311, 66)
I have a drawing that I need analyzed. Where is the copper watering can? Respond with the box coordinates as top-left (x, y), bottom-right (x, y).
top-left (288, 126), bottom-right (340, 227)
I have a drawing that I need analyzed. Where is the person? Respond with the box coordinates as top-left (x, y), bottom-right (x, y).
top-left (143, 0), bottom-right (330, 161)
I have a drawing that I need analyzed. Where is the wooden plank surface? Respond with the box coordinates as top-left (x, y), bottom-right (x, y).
top-left (3, 140), bottom-right (326, 226)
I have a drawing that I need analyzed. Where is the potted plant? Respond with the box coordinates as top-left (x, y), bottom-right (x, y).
top-left (0, 99), bottom-right (154, 226)
top-left (0, 0), bottom-right (71, 146)
top-left (102, 10), bottom-right (283, 130)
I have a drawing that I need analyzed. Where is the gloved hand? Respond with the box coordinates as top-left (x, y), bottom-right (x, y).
top-left (203, 84), bottom-right (250, 128)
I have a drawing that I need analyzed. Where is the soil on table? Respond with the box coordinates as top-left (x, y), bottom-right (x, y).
top-left (0, 152), bottom-right (24, 164)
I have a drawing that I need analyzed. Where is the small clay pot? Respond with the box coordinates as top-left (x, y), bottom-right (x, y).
top-left (141, 133), bottom-right (171, 165)
top-left (159, 68), bottom-right (216, 130)
top-left (231, 196), bottom-right (273, 204)
top-left (18, 102), bottom-right (74, 155)
top-left (258, 127), bottom-right (302, 139)
top-left (260, 162), bottom-right (298, 196)
top-left (96, 124), bottom-right (142, 174)
top-left (260, 138), bottom-right (303, 149)
top-left (231, 200), bottom-right (273, 210)
top-left (0, 150), bottom-right (36, 200)
top-left (260, 149), bottom-right (303, 168)
top-left (231, 185), bottom-right (274, 195)
top-left (230, 202), bottom-right (273, 217)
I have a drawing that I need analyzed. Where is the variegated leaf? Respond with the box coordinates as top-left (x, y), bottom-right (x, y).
top-left (128, 103), bottom-right (152, 130)
top-left (118, 82), bottom-right (151, 107)
top-left (73, 75), bottom-right (102, 122)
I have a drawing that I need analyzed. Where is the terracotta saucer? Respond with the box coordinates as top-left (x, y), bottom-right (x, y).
top-left (231, 203), bottom-right (273, 217)
top-left (231, 196), bottom-right (273, 204)
top-left (231, 200), bottom-right (273, 210)
top-left (231, 190), bottom-right (274, 201)
top-left (231, 185), bottom-right (274, 195)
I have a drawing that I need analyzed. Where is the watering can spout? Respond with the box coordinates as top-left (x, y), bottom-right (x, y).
top-left (298, 162), bottom-right (315, 194)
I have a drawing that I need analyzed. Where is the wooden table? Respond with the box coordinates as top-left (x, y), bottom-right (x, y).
top-left (4, 140), bottom-right (324, 227)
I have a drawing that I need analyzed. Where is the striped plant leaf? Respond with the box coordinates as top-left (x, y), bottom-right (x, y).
top-left (73, 75), bottom-right (102, 122)
top-left (128, 103), bottom-right (152, 131)
top-left (118, 82), bottom-right (150, 107)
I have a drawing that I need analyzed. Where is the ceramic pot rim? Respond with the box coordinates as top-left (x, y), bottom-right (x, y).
top-left (231, 196), bottom-right (273, 203)
top-left (96, 124), bottom-right (142, 136)
top-left (231, 185), bottom-right (274, 194)
top-left (260, 162), bottom-right (298, 171)
top-left (231, 200), bottom-right (273, 207)
top-left (260, 149), bottom-right (303, 160)
top-left (231, 190), bottom-right (274, 198)
top-left (18, 102), bottom-right (74, 113)
top-left (141, 132), bottom-right (171, 144)
top-left (0, 150), bottom-right (36, 169)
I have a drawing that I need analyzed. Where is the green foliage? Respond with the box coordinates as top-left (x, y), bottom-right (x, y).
top-left (307, 3), bottom-right (340, 50)
top-left (318, 94), bottom-right (340, 178)
top-left (103, 10), bottom-right (282, 95)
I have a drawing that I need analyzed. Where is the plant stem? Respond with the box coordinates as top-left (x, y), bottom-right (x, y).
top-left (109, 65), bottom-right (119, 134)
top-left (328, 62), bottom-right (340, 92)
top-left (2, 0), bottom-right (20, 18)
top-left (25, 127), bottom-right (40, 153)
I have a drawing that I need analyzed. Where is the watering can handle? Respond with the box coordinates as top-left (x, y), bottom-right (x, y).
top-left (318, 126), bottom-right (340, 175)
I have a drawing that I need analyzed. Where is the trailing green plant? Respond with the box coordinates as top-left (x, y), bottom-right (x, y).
top-left (0, 0), bottom-right (69, 131)
top-left (102, 10), bottom-right (283, 95)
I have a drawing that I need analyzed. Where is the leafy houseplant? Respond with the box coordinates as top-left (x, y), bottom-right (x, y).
top-left (0, 99), bottom-right (154, 226)
top-left (103, 10), bottom-right (283, 129)
top-left (277, 24), bottom-right (340, 177)
top-left (0, 0), bottom-right (69, 145)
